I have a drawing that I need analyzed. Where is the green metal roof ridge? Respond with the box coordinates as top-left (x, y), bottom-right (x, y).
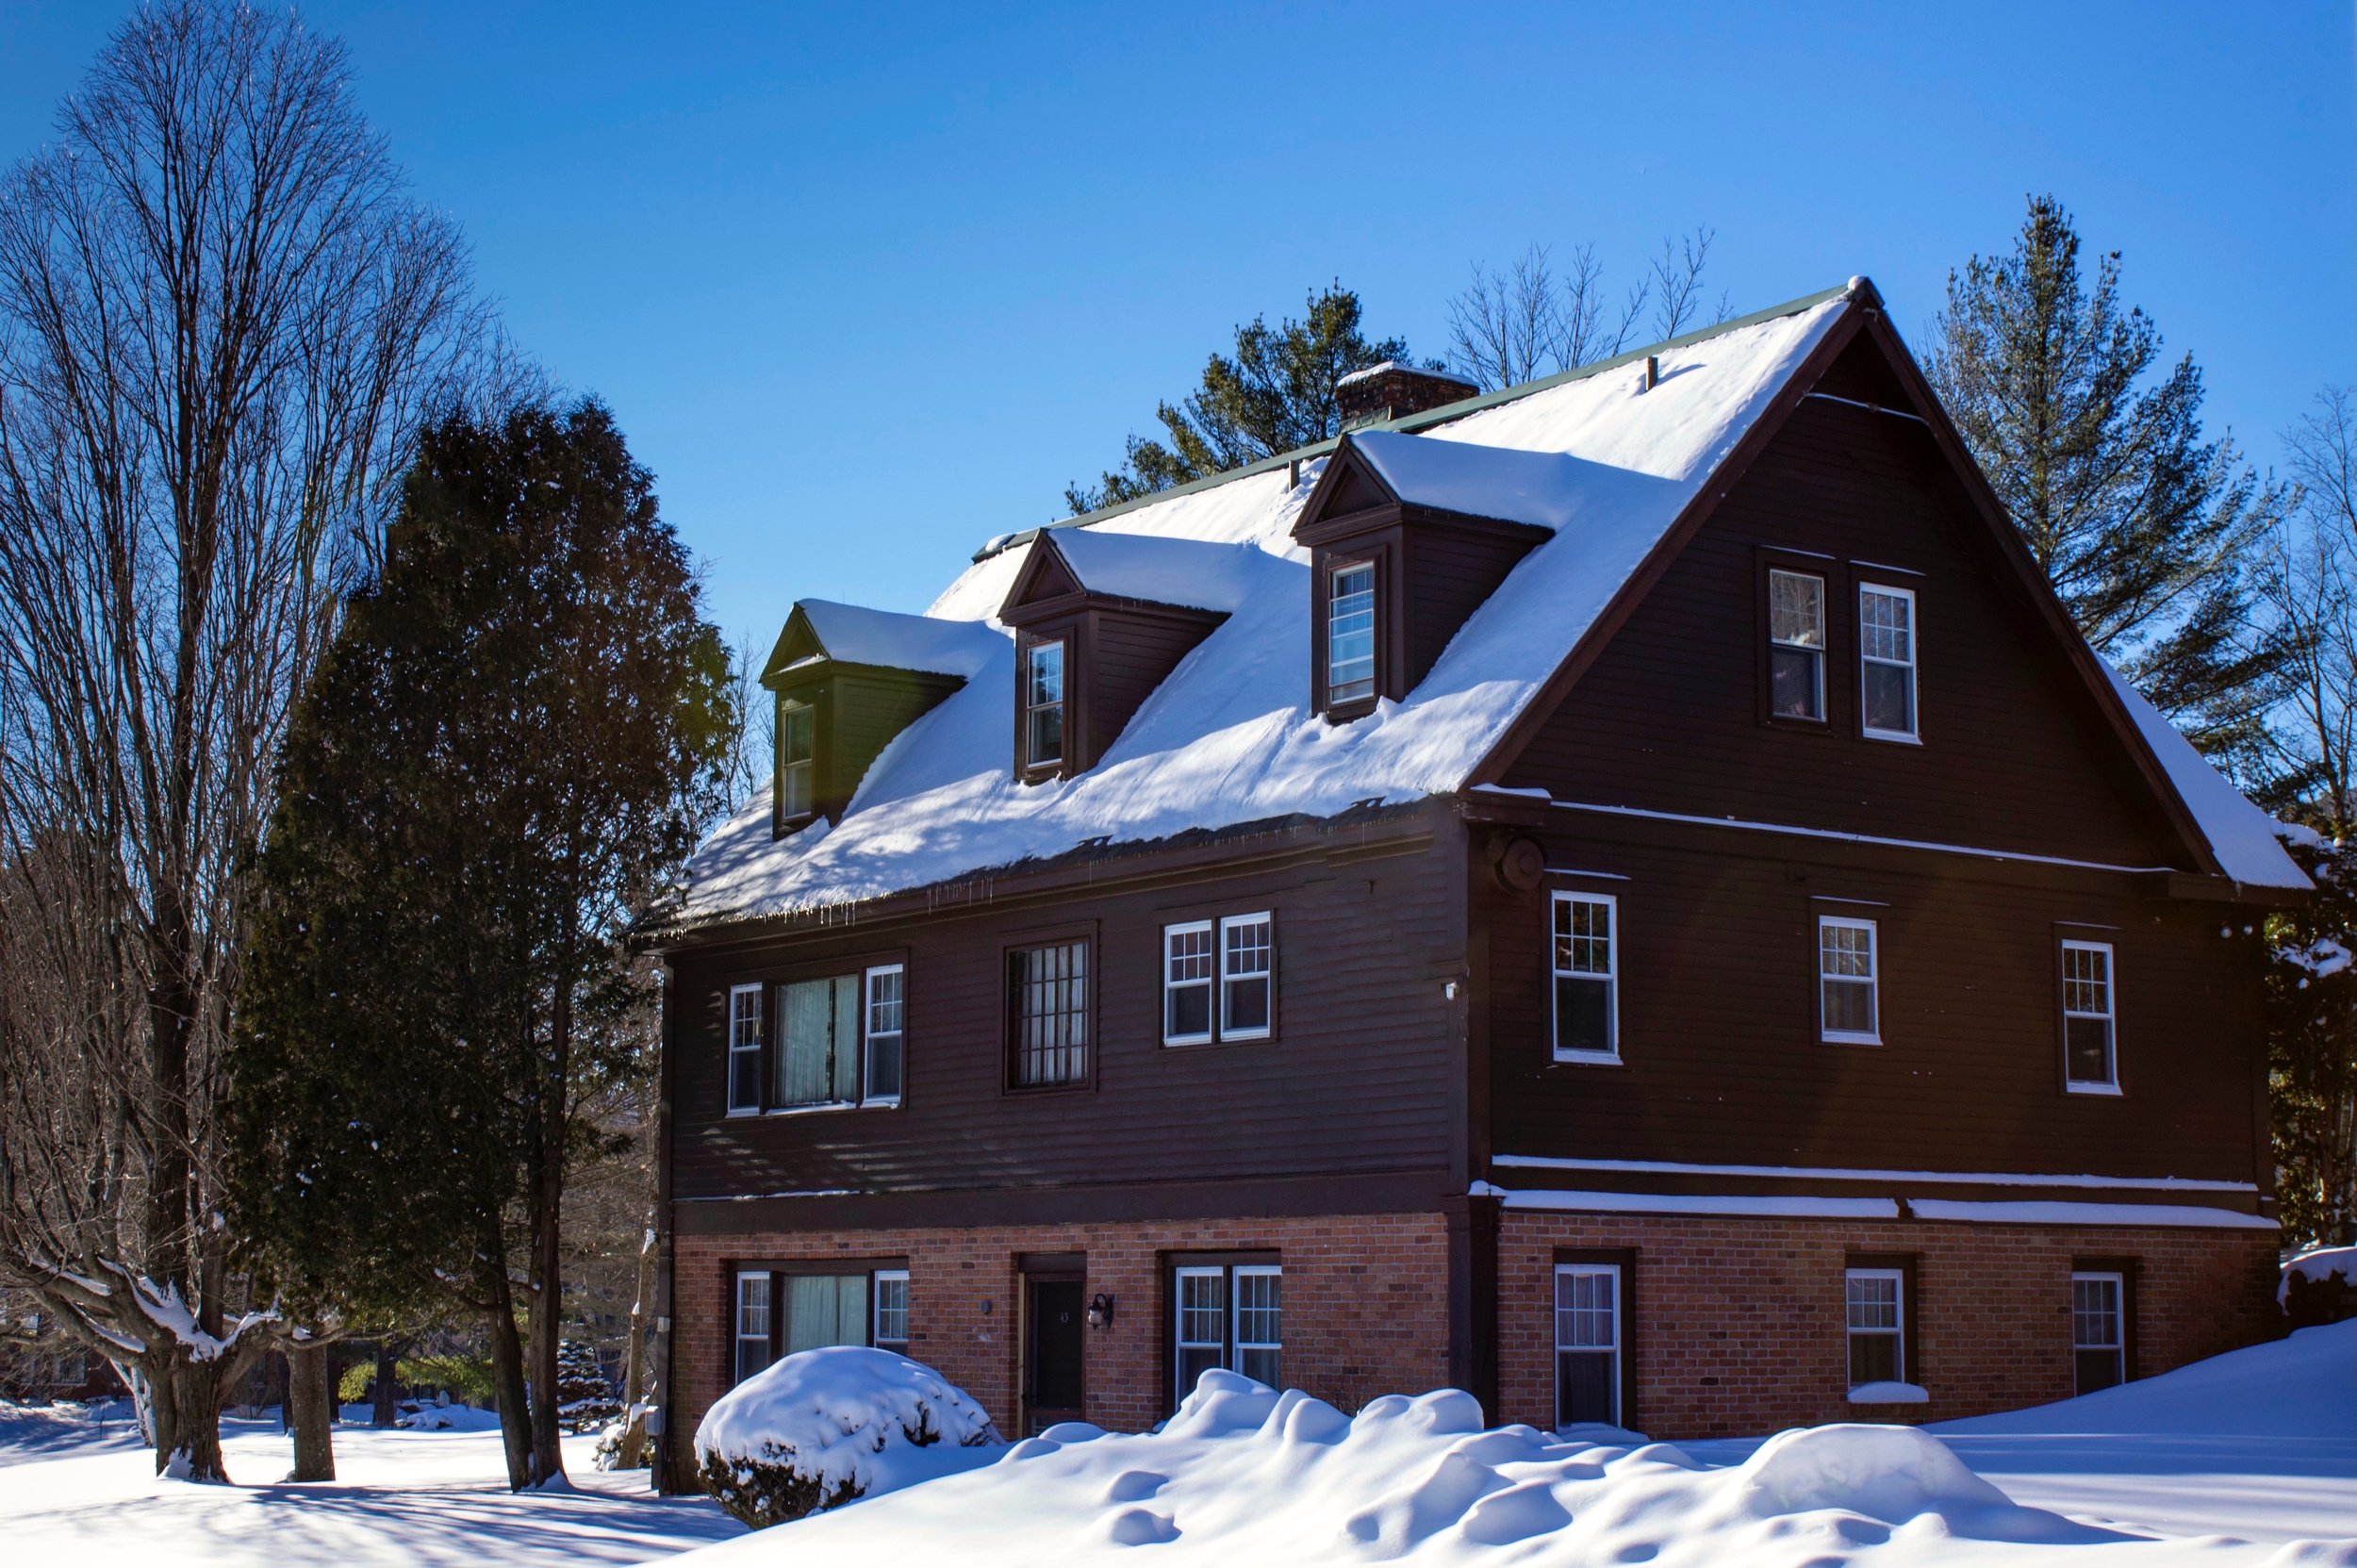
top-left (974, 278), bottom-right (1862, 562)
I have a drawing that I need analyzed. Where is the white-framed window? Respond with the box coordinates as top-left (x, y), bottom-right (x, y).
top-left (2071, 1271), bottom-right (2126, 1394)
top-left (1024, 639), bottom-right (1065, 768)
top-left (1327, 561), bottom-right (1376, 705)
top-left (1220, 913), bottom-right (1274, 1040)
top-left (776, 973), bottom-right (862, 1109)
top-left (864, 964), bottom-right (905, 1105)
top-left (1554, 1263), bottom-right (1623, 1428)
top-left (1858, 584), bottom-right (1919, 740)
top-left (734, 1270), bottom-right (772, 1385)
top-left (1162, 921), bottom-right (1215, 1045)
top-left (873, 1269), bottom-right (911, 1355)
top-left (2062, 940), bottom-right (2118, 1092)
top-left (1768, 568), bottom-right (1827, 721)
top-left (727, 983), bottom-right (764, 1115)
top-left (1171, 1262), bottom-right (1282, 1407)
top-left (1845, 1267), bottom-right (1906, 1388)
top-left (1819, 916), bottom-right (1880, 1044)
top-left (778, 698), bottom-right (816, 817)
top-left (1551, 891), bottom-right (1619, 1061)
top-left (1010, 939), bottom-right (1089, 1086)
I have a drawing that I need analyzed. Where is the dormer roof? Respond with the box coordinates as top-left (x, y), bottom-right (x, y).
top-left (1335, 430), bottom-right (1607, 532)
top-left (1002, 530), bottom-right (1264, 619)
top-left (762, 599), bottom-right (1004, 687)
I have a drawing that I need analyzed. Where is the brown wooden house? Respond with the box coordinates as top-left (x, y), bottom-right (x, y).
top-left (651, 279), bottom-right (2300, 1483)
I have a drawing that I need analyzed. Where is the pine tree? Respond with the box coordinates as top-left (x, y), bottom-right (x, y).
top-left (1066, 284), bottom-right (1418, 514)
top-left (555, 1339), bottom-right (622, 1433)
top-left (2266, 833), bottom-right (2357, 1246)
top-left (227, 398), bottom-right (735, 1489)
top-left (1927, 195), bottom-right (2288, 767)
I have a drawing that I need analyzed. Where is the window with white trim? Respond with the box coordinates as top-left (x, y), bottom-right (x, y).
top-left (734, 1271), bottom-right (772, 1384)
top-left (873, 1269), bottom-right (910, 1355)
top-left (1859, 585), bottom-right (1918, 740)
top-left (1554, 1263), bottom-right (1623, 1428)
top-left (2071, 1271), bottom-right (2125, 1394)
top-left (1162, 921), bottom-right (1214, 1045)
top-left (2062, 941), bottom-right (2118, 1092)
top-left (727, 983), bottom-right (763, 1115)
top-left (1768, 569), bottom-right (1827, 721)
top-left (1024, 639), bottom-right (1065, 769)
top-left (1220, 914), bottom-right (1273, 1040)
top-left (1845, 1267), bottom-right (1906, 1388)
top-left (1819, 916), bottom-right (1880, 1044)
top-left (864, 964), bottom-right (905, 1105)
top-left (1171, 1262), bottom-right (1282, 1406)
top-left (1552, 892), bottom-right (1619, 1060)
top-left (778, 698), bottom-right (816, 817)
top-left (1327, 562), bottom-right (1376, 706)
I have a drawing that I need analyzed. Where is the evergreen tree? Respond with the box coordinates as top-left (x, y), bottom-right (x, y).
top-left (1067, 284), bottom-right (1419, 514)
top-left (556, 1338), bottom-right (622, 1432)
top-left (1928, 195), bottom-right (2288, 767)
top-left (227, 399), bottom-right (735, 1489)
top-left (2266, 832), bottom-right (2357, 1246)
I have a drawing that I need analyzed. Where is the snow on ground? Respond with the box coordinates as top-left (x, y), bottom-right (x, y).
top-left (0, 1404), bottom-right (739, 1568)
top-left (1, 1326), bottom-right (2348, 1568)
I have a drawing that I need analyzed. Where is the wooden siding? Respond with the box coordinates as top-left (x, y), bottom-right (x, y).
top-left (668, 810), bottom-right (1468, 1203)
top-left (1084, 607), bottom-right (1221, 766)
top-left (1498, 349), bottom-right (2193, 871)
top-left (1478, 824), bottom-right (2267, 1184)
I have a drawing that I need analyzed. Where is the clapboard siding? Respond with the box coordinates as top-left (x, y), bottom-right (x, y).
top-left (1086, 608), bottom-right (1217, 761)
top-left (1404, 523), bottom-right (1544, 691)
top-left (1481, 827), bottom-right (2266, 1182)
top-left (669, 811), bottom-right (1464, 1201)
top-left (1500, 367), bottom-right (2192, 871)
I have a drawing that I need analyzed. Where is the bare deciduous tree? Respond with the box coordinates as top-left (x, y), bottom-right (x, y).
top-left (0, 1), bottom-right (491, 1480)
top-left (2260, 388), bottom-right (2357, 837)
top-left (1445, 229), bottom-right (1725, 393)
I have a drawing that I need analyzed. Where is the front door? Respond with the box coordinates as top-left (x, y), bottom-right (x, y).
top-left (1024, 1275), bottom-right (1085, 1431)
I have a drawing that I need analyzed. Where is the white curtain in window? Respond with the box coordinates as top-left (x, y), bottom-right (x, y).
top-left (785, 1273), bottom-right (869, 1354)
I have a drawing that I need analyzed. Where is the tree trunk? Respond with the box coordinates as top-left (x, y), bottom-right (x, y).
top-left (157, 1348), bottom-right (231, 1482)
top-left (486, 1279), bottom-right (533, 1492)
top-left (288, 1345), bottom-right (336, 1480)
top-left (526, 1178), bottom-right (566, 1484)
top-left (372, 1341), bottom-right (400, 1428)
top-left (615, 1208), bottom-right (656, 1468)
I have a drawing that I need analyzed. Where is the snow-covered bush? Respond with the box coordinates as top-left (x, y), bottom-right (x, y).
top-left (593, 1399), bottom-right (652, 1470)
top-left (693, 1346), bottom-right (999, 1527)
top-left (2280, 1245), bottom-right (2357, 1327)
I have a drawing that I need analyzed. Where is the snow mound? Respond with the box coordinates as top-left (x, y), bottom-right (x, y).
top-left (1733, 1423), bottom-right (2010, 1522)
top-left (2280, 1246), bottom-right (2356, 1305)
top-left (694, 1346), bottom-right (1000, 1527)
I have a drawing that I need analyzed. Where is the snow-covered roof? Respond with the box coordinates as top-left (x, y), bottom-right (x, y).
top-left (2100, 663), bottom-right (2309, 890)
top-left (1334, 358), bottom-right (1473, 390)
top-left (1027, 530), bottom-right (1265, 616)
top-left (1349, 429), bottom-right (1607, 531)
top-left (786, 599), bottom-right (1004, 680)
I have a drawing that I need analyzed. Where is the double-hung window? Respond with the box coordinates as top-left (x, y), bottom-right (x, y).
top-left (863, 965), bottom-right (905, 1104)
top-left (1327, 562), bottom-right (1376, 706)
top-left (1221, 914), bottom-right (1273, 1039)
top-left (778, 699), bottom-right (816, 818)
top-left (1552, 892), bottom-right (1619, 1060)
top-left (1819, 916), bottom-right (1880, 1044)
top-left (1024, 639), bottom-right (1065, 770)
top-left (1162, 915), bottom-right (1275, 1045)
top-left (1171, 1262), bottom-right (1281, 1406)
top-left (726, 984), bottom-right (764, 1114)
top-left (1162, 921), bottom-right (1215, 1045)
top-left (1010, 939), bottom-right (1089, 1086)
top-left (2061, 941), bottom-right (2118, 1092)
top-left (776, 974), bottom-right (862, 1108)
top-left (2071, 1271), bottom-right (2126, 1394)
top-left (1768, 569), bottom-right (1827, 721)
top-left (1858, 585), bottom-right (1919, 740)
top-left (733, 1271), bottom-right (773, 1384)
top-left (872, 1269), bottom-right (911, 1356)
top-left (1845, 1267), bottom-right (1908, 1390)
top-left (1554, 1263), bottom-right (1624, 1428)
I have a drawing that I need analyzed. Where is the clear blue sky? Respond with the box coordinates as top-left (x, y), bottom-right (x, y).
top-left (5, 3), bottom-right (2352, 645)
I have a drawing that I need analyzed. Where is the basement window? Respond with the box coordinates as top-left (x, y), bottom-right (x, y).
top-left (1554, 1263), bottom-right (1624, 1428)
top-left (1845, 1267), bottom-right (1907, 1388)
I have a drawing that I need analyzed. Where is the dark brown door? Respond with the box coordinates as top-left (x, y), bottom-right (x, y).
top-left (1024, 1276), bottom-right (1085, 1431)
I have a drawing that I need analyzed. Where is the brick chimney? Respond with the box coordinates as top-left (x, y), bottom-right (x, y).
top-left (1335, 361), bottom-right (1479, 431)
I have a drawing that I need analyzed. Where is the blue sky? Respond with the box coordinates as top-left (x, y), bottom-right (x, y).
top-left (4, 3), bottom-right (2351, 644)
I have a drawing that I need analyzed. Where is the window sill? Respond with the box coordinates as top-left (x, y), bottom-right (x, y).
top-left (2065, 1081), bottom-right (2124, 1097)
top-left (1847, 1381), bottom-right (1929, 1405)
top-left (723, 1108), bottom-right (763, 1119)
top-left (762, 1099), bottom-right (897, 1117)
top-left (1821, 1032), bottom-right (1883, 1047)
top-left (1322, 698), bottom-right (1378, 725)
top-left (1861, 729), bottom-right (1922, 746)
top-left (1550, 1049), bottom-right (1625, 1067)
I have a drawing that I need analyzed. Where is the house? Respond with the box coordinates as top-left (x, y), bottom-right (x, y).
top-left (650, 279), bottom-right (2301, 1483)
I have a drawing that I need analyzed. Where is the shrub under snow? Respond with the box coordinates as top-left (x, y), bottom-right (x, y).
top-left (693, 1346), bottom-right (999, 1527)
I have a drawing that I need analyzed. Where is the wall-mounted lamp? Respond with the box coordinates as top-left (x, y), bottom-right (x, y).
top-left (1086, 1292), bottom-right (1115, 1329)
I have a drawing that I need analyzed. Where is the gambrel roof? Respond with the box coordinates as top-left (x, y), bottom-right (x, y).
top-left (677, 281), bottom-right (2302, 926)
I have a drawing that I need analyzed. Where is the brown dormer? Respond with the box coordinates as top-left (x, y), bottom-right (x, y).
top-left (1294, 431), bottom-right (1563, 718)
top-left (759, 601), bottom-right (1001, 835)
top-left (997, 531), bottom-right (1244, 781)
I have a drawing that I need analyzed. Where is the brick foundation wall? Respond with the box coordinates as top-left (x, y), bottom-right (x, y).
top-left (667, 1209), bottom-right (1453, 1483)
top-left (1496, 1212), bottom-right (2282, 1439)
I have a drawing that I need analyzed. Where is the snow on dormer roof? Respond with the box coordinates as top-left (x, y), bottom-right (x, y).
top-left (783, 599), bottom-right (1004, 680)
top-left (1346, 430), bottom-right (1615, 532)
top-left (1035, 530), bottom-right (1263, 616)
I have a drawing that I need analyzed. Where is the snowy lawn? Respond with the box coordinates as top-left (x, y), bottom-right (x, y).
top-left (0, 1406), bottom-right (739, 1568)
top-left (2, 1325), bottom-right (2348, 1568)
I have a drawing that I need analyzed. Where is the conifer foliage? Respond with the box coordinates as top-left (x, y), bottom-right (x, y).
top-left (1066, 284), bottom-right (1418, 513)
top-left (229, 399), bottom-right (735, 1489)
top-left (1928, 195), bottom-right (2286, 765)
top-left (556, 1339), bottom-right (623, 1433)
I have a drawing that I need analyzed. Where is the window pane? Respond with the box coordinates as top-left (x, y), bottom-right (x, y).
top-left (729, 988), bottom-right (763, 1112)
top-left (1012, 941), bottom-right (1089, 1085)
top-left (1165, 925), bottom-right (1213, 1041)
top-left (1234, 1270), bottom-right (1281, 1352)
top-left (1821, 922), bottom-right (1877, 1038)
top-left (1849, 1330), bottom-right (1901, 1385)
top-left (1770, 570), bottom-right (1826, 647)
top-left (1167, 982), bottom-right (1211, 1040)
top-left (735, 1274), bottom-right (772, 1384)
top-left (1770, 645), bottom-right (1823, 720)
top-left (784, 1273), bottom-right (868, 1355)
top-left (1557, 1351), bottom-right (1617, 1427)
top-left (1027, 703), bottom-right (1063, 767)
top-left (1846, 1271), bottom-right (1904, 1387)
top-left (1846, 1274), bottom-right (1900, 1329)
top-left (1556, 976), bottom-right (1613, 1054)
top-left (1823, 978), bottom-right (1875, 1036)
top-left (874, 1274), bottom-right (909, 1348)
top-left (1026, 642), bottom-right (1063, 766)
top-left (1329, 564), bottom-right (1376, 703)
top-left (1175, 1269), bottom-right (1226, 1403)
top-left (777, 978), bottom-right (840, 1106)
top-left (1863, 661), bottom-right (1915, 734)
top-left (1554, 1267), bottom-right (1619, 1428)
top-left (779, 703), bottom-right (813, 764)
top-left (2066, 1015), bottom-right (2114, 1084)
top-left (1222, 916), bottom-right (1273, 1036)
top-left (779, 702), bottom-right (815, 816)
top-left (1027, 641), bottom-right (1063, 706)
top-left (2072, 1277), bottom-right (2120, 1348)
top-left (1861, 588), bottom-right (1913, 662)
top-left (864, 966), bottom-right (904, 1102)
top-left (2074, 1345), bottom-right (2124, 1394)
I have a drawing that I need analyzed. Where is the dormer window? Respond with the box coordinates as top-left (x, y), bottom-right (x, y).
top-left (1327, 563), bottom-right (1377, 706)
top-left (778, 699), bottom-right (816, 819)
top-left (1024, 639), bottom-right (1065, 771)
